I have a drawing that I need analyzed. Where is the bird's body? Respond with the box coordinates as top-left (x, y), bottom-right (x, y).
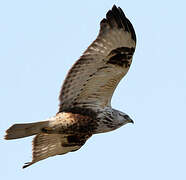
top-left (44, 107), bottom-right (132, 135)
top-left (5, 5), bottom-right (136, 168)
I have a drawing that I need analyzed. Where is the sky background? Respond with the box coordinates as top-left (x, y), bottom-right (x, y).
top-left (0, 0), bottom-right (186, 179)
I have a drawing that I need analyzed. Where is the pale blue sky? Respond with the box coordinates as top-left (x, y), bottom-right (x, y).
top-left (1, 0), bottom-right (186, 179)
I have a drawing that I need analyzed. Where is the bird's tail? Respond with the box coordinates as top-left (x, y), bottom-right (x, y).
top-left (4, 121), bottom-right (49, 140)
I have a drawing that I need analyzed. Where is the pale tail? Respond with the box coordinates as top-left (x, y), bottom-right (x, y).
top-left (5, 121), bottom-right (49, 140)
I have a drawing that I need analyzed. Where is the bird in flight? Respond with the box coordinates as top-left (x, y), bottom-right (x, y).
top-left (5, 5), bottom-right (136, 168)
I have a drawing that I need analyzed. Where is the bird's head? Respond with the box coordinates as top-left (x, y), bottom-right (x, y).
top-left (115, 110), bottom-right (134, 126)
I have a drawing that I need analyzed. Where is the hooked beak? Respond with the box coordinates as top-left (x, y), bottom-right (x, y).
top-left (128, 118), bottom-right (134, 124)
top-left (125, 115), bottom-right (134, 124)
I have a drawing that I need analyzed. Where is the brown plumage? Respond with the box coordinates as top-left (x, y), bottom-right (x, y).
top-left (5, 5), bottom-right (136, 168)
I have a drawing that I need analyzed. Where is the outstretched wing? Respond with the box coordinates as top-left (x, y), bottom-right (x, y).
top-left (23, 133), bottom-right (91, 168)
top-left (59, 5), bottom-right (136, 113)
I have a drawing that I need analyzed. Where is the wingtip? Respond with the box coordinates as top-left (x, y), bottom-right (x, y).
top-left (126, 18), bottom-right (136, 43)
top-left (4, 134), bottom-right (8, 140)
top-left (112, 4), bottom-right (117, 10)
top-left (99, 5), bottom-right (136, 44)
top-left (22, 162), bottom-right (33, 169)
top-left (112, 5), bottom-right (126, 17)
top-left (112, 5), bottom-right (136, 43)
top-left (4, 127), bottom-right (13, 140)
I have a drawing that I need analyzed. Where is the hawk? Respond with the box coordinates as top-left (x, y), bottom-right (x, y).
top-left (5, 5), bottom-right (136, 168)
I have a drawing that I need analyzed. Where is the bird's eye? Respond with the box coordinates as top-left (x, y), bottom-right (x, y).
top-left (124, 115), bottom-right (129, 119)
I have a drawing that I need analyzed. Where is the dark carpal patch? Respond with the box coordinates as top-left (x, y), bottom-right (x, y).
top-left (63, 134), bottom-right (91, 147)
top-left (67, 135), bottom-right (81, 144)
top-left (107, 47), bottom-right (135, 67)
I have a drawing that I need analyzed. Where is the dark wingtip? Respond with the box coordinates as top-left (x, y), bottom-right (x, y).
top-left (125, 17), bottom-right (136, 43)
top-left (101, 5), bottom-right (136, 43)
top-left (22, 162), bottom-right (32, 169)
